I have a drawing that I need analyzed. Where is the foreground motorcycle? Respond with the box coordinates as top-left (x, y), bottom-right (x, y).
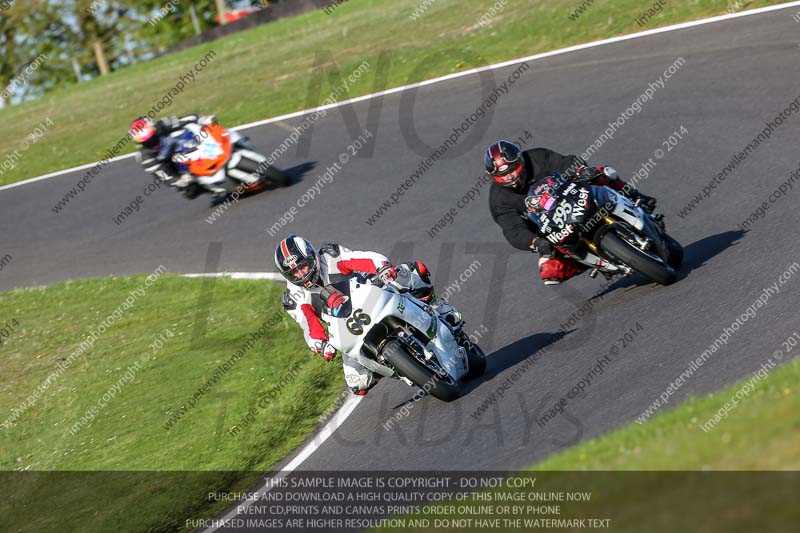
top-left (171, 122), bottom-right (291, 197)
top-left (322, 274), bottom-right (486, 402)
top-left (526, 171), bottom-right (683, 285)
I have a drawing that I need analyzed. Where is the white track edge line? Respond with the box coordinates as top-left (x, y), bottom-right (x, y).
top-left (3, 0), bottom-right (800, 193)
top-left (183, 272), bottom-right (285, 281)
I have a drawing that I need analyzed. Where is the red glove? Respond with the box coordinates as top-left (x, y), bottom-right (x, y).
top-left (314, 341), bottom-right (337, 361)
top-left (574, 165), bottom-right (604, 181)
top-left (326, 290), bottom-right (346, 311)
top-left (531, 236), bottom-right (553, 255)
top-left (539, 256), bottom-right (582, 285)
top-left (377, 263), bottom-right (397, 284)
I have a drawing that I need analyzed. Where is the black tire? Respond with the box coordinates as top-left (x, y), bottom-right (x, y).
top-left (664, 234), bottom-right (684, 268)
top-left (382, 340), bottom-right (462, 402)
top-left (464, 342), bottom-right (486, 380)
top-left (600, 232), bottom-right (677, 285)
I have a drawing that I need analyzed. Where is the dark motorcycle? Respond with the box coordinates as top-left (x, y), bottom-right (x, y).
top-left (525, 172), bottom-right (683, 285)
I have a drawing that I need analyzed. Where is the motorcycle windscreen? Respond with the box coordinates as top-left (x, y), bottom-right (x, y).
top-left (591, 185), bottom-right (616, 210)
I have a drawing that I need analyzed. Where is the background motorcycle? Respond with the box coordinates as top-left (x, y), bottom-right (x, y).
top-left (170, 122), bottom-right (291, 197)
top-left (526, 171), bottom-right (684, 285)
top-left (322, 274), bottom-right (486, 402)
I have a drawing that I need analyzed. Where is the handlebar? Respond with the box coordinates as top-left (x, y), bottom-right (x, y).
top-left (353, 272), bottom-right (405, 294)
top-left (349, 272), bottom-right (378, 285)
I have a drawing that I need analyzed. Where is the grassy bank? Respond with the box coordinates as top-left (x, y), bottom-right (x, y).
top-left (0, 274), bottom-right (342, 531)
top-left (0, 0), bottom-right (789, 185)
top-left (534, 355), bottom-right (799, 471)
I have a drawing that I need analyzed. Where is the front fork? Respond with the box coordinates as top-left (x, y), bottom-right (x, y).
top-left (579, 215), bottom-right (635, 279)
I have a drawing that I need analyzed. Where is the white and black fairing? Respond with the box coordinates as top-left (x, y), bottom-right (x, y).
top-left (321, 275), bottom-right (468, 383)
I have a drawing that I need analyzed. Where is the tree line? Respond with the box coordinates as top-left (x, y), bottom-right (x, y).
top-left (0, 0), bottom-right (261, 106)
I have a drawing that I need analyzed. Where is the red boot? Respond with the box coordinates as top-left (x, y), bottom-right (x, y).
top-left (539, 256), bottom-right (583, 285)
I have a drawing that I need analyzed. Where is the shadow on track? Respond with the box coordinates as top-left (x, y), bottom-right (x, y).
top-left (481, 330), bottom-right (571, 381)
top-left (388, 330), bottom-right (570, 410)
top-left (208, 161), bottom-right (318, 206)
top-left (678, 229), bottom-right (745, 278)
top-left (282, 161), bottom-right (317, 185)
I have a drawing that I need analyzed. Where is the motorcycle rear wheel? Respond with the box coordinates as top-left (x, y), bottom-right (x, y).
top-left (382, 340), bottom-right (462, 402)
top-left (233, 157), bottom-right (292, 187)
top-left (600, 232), bottom-right (677, 286)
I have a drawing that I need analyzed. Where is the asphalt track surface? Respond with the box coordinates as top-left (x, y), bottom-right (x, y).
top-left (2, 4), bottom-right (800, 496)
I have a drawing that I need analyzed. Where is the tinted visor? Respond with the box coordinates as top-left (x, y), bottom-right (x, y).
top-left (286, 258), bottom-right (314, 281)
top-left (490, 160), bottom-right (524, 186)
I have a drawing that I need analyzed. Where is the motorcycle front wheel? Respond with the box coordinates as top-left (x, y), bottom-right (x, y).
top-left (599, 232), bottom-right (677, 286)
top-left (663, 234), bottom-right (684, 268)
top-left (382, 339), bottom-right (462, 402)
top-left (461, 339), bottom-right (486, 380)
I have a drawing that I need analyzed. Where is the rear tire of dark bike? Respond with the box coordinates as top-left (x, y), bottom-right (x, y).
top-left (600, 232), bottom-right (677, 286)
top-left (382, 340), bottom-right (462, 402)
top-left (664, 234), bottom-right (684, 269)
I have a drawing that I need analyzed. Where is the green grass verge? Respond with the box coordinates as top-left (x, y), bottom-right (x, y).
top-left (0, 274), bottom-right (342, 531)
top-left (533, 355), bottom-right (800, 471)
top-left (379, 356), bottom-right (799, 532)
top-left (0, 0), bottom-right (788, 185)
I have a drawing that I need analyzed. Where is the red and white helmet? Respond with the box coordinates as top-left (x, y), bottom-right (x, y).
top-left (484, 140), bottom-right (526, 189)
top-left (274, 235), bottom-right (321, 288)
top-left (129, 116), bottom-right (157, 146)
